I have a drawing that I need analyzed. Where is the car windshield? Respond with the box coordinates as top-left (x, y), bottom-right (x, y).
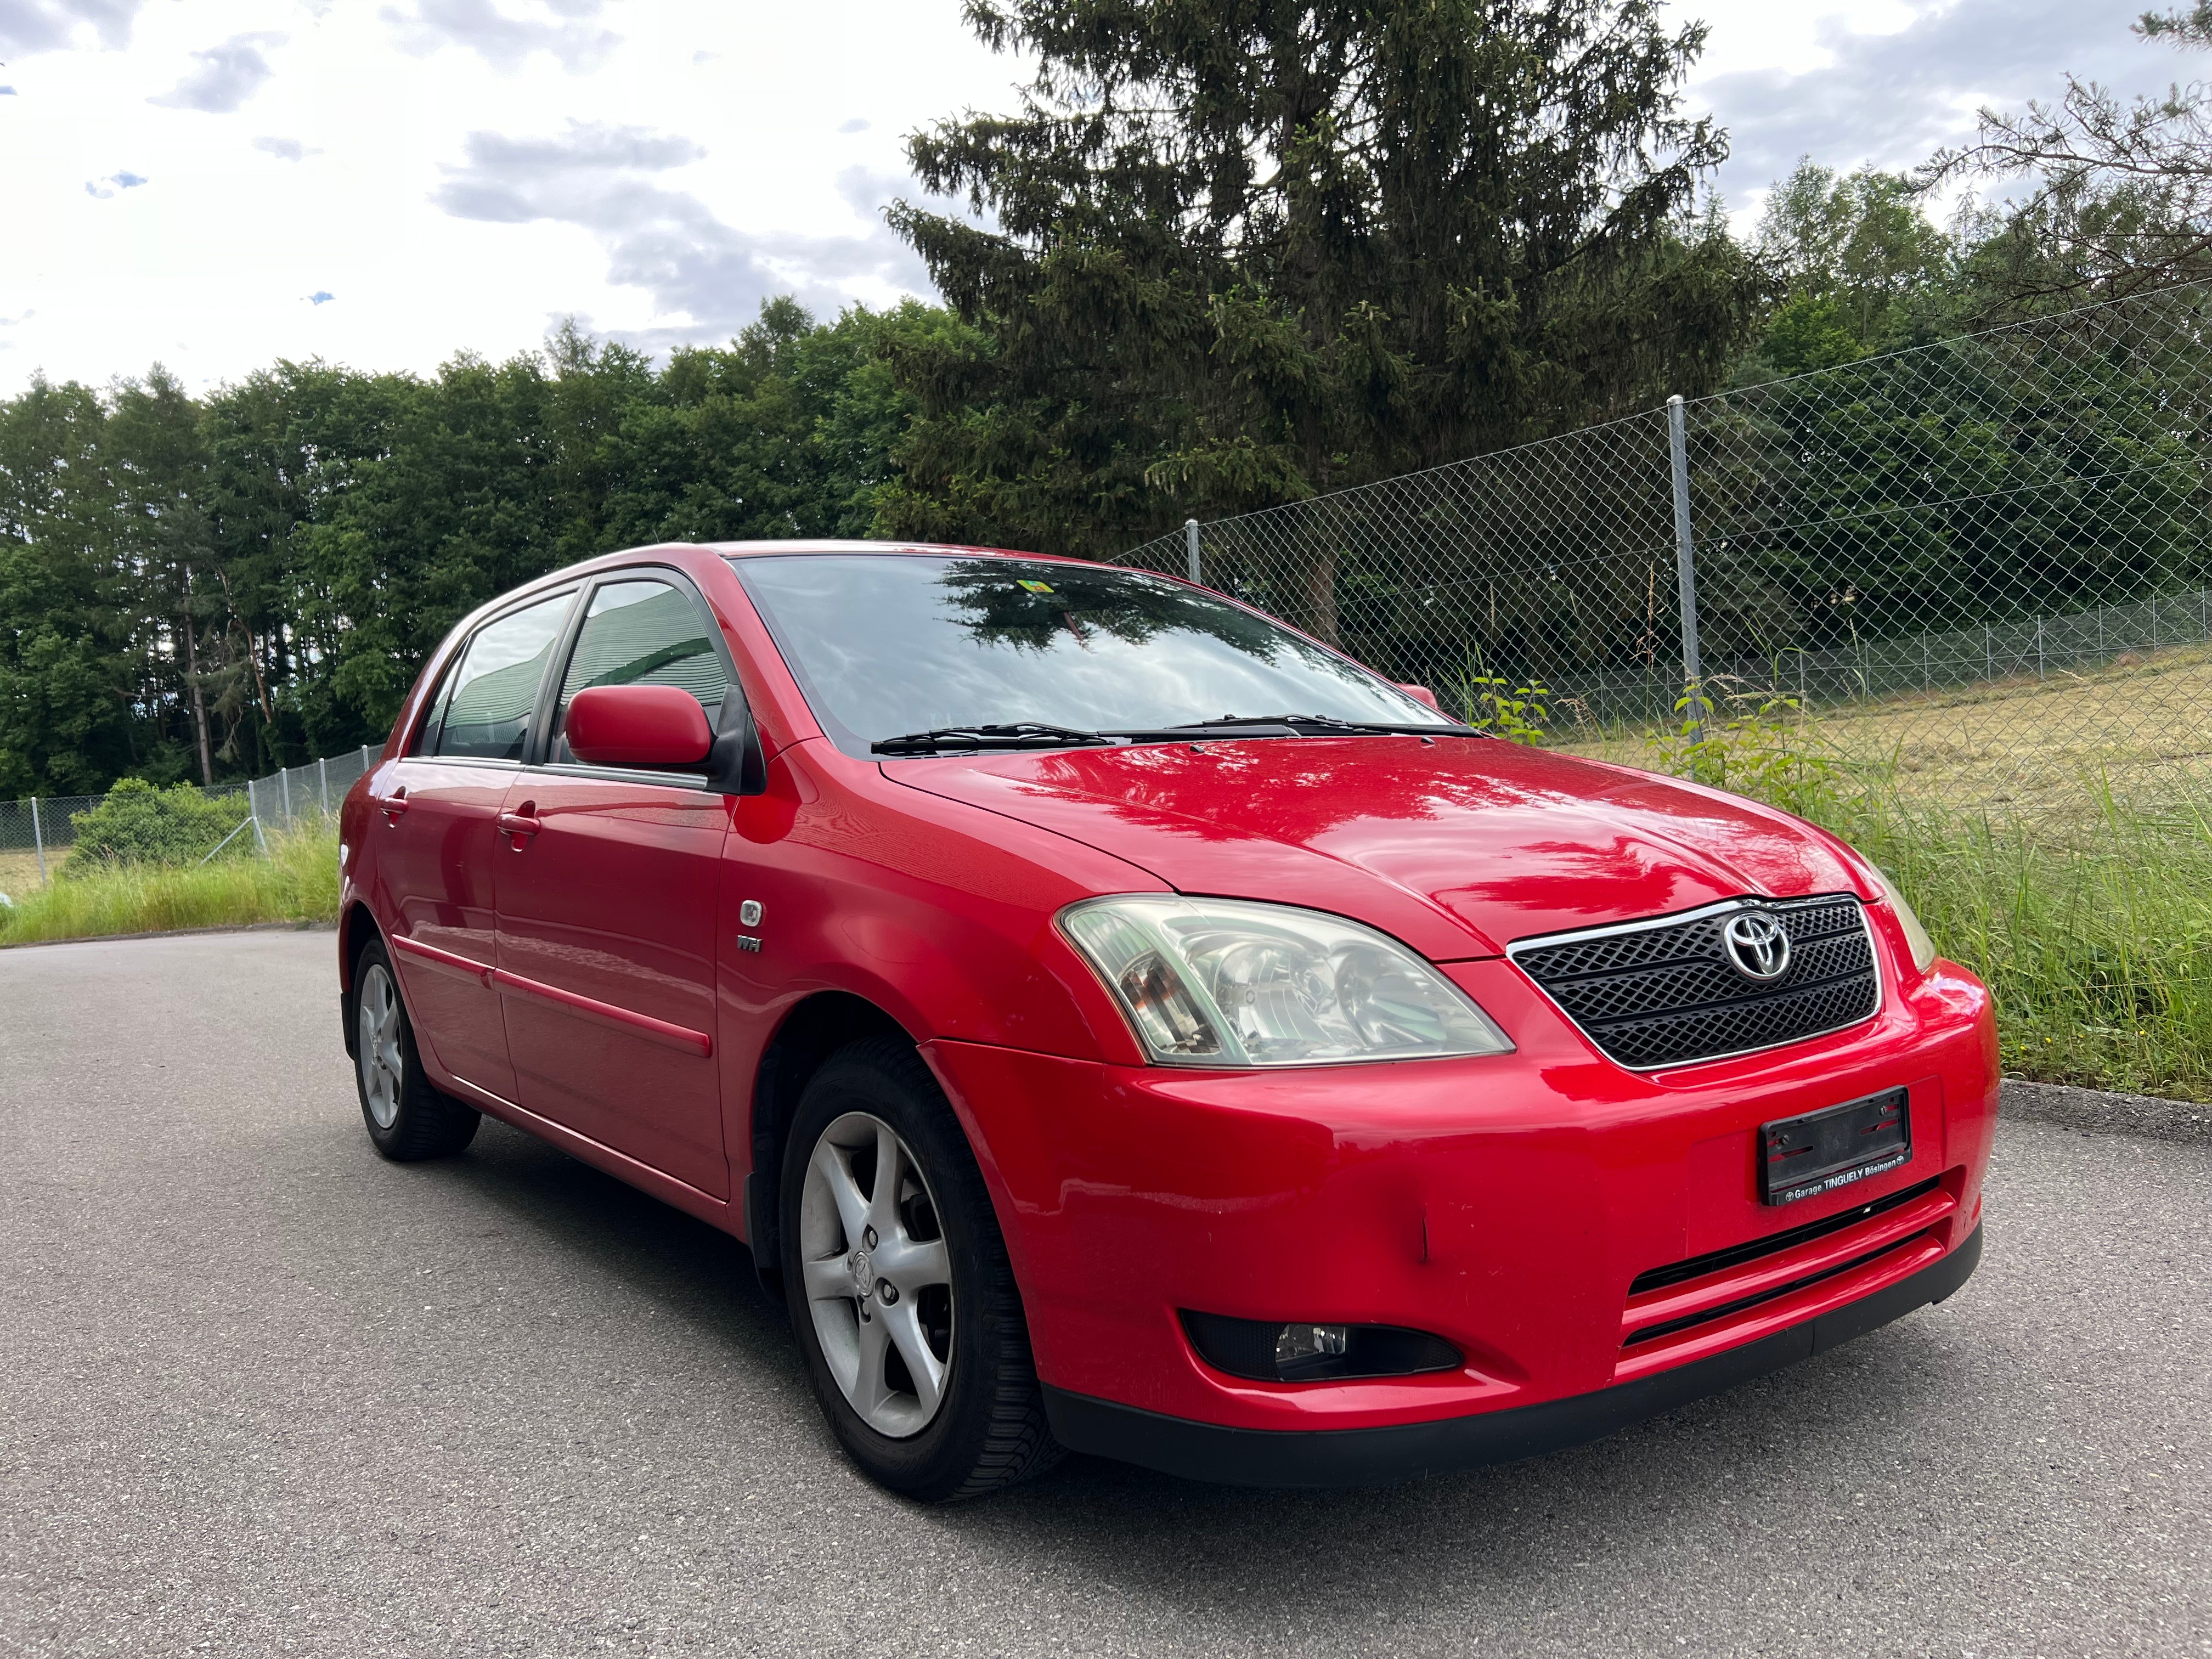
top-left (731, 554), bottom-right (1452, 755)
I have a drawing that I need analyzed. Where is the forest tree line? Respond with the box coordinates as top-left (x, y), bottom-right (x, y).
top-left (2, 0), bottom-right (2203, 795)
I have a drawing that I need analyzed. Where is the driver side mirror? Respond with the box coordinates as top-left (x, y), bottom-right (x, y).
top-left (566, 685), bottom-right (714, 769)
top-left (1395, 683), bottom-right (1441, 710)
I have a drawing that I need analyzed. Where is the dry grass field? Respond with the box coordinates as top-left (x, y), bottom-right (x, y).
top-left (0, 848), bottom-right (63, 896)
top-left (1556, 639), bottom-right (2212, 824)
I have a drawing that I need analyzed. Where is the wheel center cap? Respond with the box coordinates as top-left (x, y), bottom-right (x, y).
top-left (848, 1246), bottom-right (875, 1299)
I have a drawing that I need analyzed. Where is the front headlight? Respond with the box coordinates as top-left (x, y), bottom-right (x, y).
top-left (1058, 896), bottom-right (1514, 1068)
top-left (1874, 869), bottom-right (1938, 974)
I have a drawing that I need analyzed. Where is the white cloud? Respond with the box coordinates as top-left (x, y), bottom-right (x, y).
top-left (432, 119), bottom-right (929, 341)
top-left (1669, 0), bottom-right (2184, 213)
top-left (0, 0), bottom-right (145, 58)
top-left (252, 134), bottom-right (311, 161)
top-left (381, 0), bottom-right (619, 74)
top-left (148, 31), bottom-right (283, 114)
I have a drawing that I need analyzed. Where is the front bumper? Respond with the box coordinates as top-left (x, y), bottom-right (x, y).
top-left (922, 946), bottom-right (1998, 1466)
top-left (1043, 1221), bottom-right (1980, 1487)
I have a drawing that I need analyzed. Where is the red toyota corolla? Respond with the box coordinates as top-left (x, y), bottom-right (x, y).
top-left (337, 540), bottom-right (1994, 1500)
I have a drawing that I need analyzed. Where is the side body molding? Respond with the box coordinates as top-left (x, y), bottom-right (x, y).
top-left (392, 932), bottom-right (713, 1059)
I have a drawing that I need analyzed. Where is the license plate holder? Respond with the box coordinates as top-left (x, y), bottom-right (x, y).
top-left (1759, 1087), bottom-right (1910, 1206)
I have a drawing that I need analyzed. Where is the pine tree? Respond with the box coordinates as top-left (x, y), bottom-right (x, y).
top-left (877, 0), bottom-right (1767, 634)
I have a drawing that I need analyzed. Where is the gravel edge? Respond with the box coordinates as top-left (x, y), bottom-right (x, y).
top-left (2001, 1077), bottom-right (2212, 1146)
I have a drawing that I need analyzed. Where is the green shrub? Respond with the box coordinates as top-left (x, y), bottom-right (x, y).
top-left (1644, 689), bottom-right (1859, 821)
top-left (64, 778), bottom-right (253, 875)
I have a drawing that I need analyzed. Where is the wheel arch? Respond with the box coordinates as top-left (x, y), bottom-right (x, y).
top-left (338, 900), bottom-right (383, 1057)
top-left (746, 991), bottom-right (913, 1267)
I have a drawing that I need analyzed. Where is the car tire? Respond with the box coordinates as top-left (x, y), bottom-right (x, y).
top-left (351, 938), bottom-right (481, 1162)
top-left (779, 1036), bottom-right (1062, 1502)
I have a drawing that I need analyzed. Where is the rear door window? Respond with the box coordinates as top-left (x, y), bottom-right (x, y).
top-left (553, 579), bottom-right (731, 760)
top-left (431, 592), bottom-right (573, 760)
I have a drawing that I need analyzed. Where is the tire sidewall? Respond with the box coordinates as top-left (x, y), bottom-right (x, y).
top-left (779, 1047), bottom-right (1012, 1497)
top-left (350, 938), bottom-right (433, 1157)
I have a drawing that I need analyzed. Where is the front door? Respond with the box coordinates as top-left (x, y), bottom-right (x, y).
top-left (374, 589), bottom-right (575, 1103)
top-left (493, 575), bottom-right (734, 1198)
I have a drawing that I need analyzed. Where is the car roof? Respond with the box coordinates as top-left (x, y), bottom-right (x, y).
top-left (701, 539), bottom-right (1076, 562)
top-left (471, 539), bottom-right (1138, 634)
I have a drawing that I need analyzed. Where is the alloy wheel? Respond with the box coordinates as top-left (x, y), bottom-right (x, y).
top-left (799, 1110), bottom-right (955, 1437)
top-left (358, 962), bottom-right (404, 1130)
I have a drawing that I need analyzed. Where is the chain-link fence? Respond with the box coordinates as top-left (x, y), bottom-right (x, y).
top-left (0, 746), bottom-right (379, 892)
top-left (1121, 279), bottom-right (2212, 830)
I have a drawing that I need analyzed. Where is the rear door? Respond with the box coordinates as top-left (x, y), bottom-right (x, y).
top-left (374, 589), bottom-right (575, 1103)
top-left (493, 573), bottom-right (735, 1198)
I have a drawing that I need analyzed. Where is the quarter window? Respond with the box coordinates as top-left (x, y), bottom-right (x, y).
top-left (554, 579), bottom-right (731, 759)
top-left (431, 592), bottom-right (572, 760)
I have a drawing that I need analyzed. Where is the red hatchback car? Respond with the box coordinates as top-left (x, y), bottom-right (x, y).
top-left (338, 540), bottom-right (1994, 1500)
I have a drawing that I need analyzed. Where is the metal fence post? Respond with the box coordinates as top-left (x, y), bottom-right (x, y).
top-left (280, 767), bottom-right (291, 828)
top-left (30, 797), bottom-right (46, 885)
top-left (319, 757), bottom-right (329, 819)
top-left (1665, 395), bottom-right (1703, 737)
top-left (2036, 617), bottom-right (2046, 681)
top-left (1184, 518), bottom-right (1201, 585)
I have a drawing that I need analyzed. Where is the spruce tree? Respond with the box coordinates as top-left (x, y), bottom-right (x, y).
top-left (878, 0), bottom-right (1766, 632)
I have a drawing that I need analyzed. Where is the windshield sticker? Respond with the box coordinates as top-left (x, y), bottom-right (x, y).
top-left (1015, 579), bottom-right (1056, 594)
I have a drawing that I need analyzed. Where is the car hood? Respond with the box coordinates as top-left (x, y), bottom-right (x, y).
top-left (885, 736), bottom-right (1874, 960)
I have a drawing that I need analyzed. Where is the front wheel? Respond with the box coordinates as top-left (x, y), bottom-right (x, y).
top-left (780, 1038), bottom-right (1060, 1501)
top-left (351, 939), bottom-right (480, 1161)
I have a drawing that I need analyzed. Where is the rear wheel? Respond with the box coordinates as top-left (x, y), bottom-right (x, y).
top-left (351, 939), bottom-right (479, 1161)
top-left (780, 1038), bottom-right (1060, 1501)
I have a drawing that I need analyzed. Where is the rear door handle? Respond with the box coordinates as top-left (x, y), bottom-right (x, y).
top-left (498, 804), bottom-right (541, 843)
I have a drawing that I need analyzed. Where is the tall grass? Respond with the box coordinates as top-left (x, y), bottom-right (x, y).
top-left (1836, 791), bottom-right (2212, 1102)
top-left (0, 825), bottom-right (340, 947)
top-left (1626, 693), bottom-right (2212, 1101)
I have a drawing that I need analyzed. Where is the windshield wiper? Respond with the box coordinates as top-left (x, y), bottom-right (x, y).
top-left (871, 722), bottom-right (1115, 756)
top-left (1167, 713), bottom-right (1477, 737)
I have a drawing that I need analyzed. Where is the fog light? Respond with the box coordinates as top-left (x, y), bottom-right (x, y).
top-left (1275, 1323), bottom-right (1349, 1369)
top-left (1181, 1310), bottom-right (1462, 1384)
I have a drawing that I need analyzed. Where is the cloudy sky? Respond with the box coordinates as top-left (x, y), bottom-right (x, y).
top-left (0, 0), bottom-right (2171, 396)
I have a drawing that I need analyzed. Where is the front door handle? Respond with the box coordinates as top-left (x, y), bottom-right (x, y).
top-left (498, 803), bottom-right (541, 844)
top-left (377, 787), bottom-right (409, 823)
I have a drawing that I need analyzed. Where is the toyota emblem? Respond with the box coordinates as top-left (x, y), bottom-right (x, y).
top-left (1722, 910), bottom-right (1792, 981)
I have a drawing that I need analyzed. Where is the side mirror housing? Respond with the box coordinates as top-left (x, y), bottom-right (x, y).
top-left (566, 685), bottom-right (714, 768)
top-left (1395, 683), bottom-right (1441, 710)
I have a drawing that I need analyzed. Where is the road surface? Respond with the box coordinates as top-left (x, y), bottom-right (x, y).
top-left (2, 930), bottom-right (2205, 1657)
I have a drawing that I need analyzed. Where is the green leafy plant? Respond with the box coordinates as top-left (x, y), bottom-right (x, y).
top-left (64, 778), bottom-right (252, 876)
top-left (1454, 665), bottom-right (1553, 745)
top-left (1645, 687), bottom-right (1850, 818)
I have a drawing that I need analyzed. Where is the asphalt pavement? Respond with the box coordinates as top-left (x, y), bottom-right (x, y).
top-left (2, 929), bottom-right (2207, 1658)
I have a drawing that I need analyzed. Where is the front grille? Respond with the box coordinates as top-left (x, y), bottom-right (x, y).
top-left (1622, 1232), bottom-right (1930, 1347)
top-left (1628, 1176), bottom-right (1942, 1295)
top-left (1510, 895), bottom-right (1879, 1069)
